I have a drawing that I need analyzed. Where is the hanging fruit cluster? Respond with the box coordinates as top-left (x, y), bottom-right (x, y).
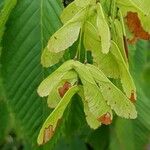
top-left (37, 0), bottom-right (150, 145)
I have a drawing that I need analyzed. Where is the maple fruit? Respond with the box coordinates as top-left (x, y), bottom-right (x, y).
top-left (0, 0), bottom-right (150, 149)
top-left (36, 0), bottom-right (150, 145)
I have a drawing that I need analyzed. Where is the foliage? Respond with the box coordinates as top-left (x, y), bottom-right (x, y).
top-left (0, 0), bottom-right (150, 150)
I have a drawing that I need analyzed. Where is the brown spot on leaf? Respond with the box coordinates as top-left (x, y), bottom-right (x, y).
top-left (42, 119), bottom-right (62, 144)
top-left (58, 82), bottom-right (71, 98)
top-left (97, 113), bottom-right (112, 125)
top-left (130, 90), bottom-right (136, 103)
top-left (126, 12), bottom-right (150, 43)
top-left (43, 125), bottom-right (54, 144)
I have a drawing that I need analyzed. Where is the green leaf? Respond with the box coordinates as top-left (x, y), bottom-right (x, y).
top-left (129, 40), bottom-right (150, 149)
top-left (37, 85), bottom-right (79, 145)
top-left (0, 54), bottom-right (9, 143)
top-left (1, 0), bottom-right (63, 148)
top-left (87, 126), bottom-right (110, 150)
top-left (133, 87), bottom-right (150, 150)
top-left (0, 0), bottom-right (17, 51)
top-left (0, 1), bottom-right (4, 10)
top-left (63, 94), bottom-right (87, 137)
top-left (109, 119), bottom-right (135, 150)
top-left (54, 136), bottom-right (87, 150)
top-left (86, 64), bottom-right (137, 119)
top-left (0, 99), bottom-right (9, 143)
top-left (96, 3), bottom-right (111, 54)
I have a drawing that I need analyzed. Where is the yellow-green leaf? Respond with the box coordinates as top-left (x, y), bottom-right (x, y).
top-left (37, 86), bottom-right (79, 145)
top-left (96, 3), bottom-right (111, 54)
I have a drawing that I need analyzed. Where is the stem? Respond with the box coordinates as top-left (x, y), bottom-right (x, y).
top-left (111, 0), bottom-right (116, 21)
top-left (77, 29), bottom-right (83, 61)
top-left (75, 6), bottom-right (90, 63)
top-left (119, 10), bottom-right (126, 36)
